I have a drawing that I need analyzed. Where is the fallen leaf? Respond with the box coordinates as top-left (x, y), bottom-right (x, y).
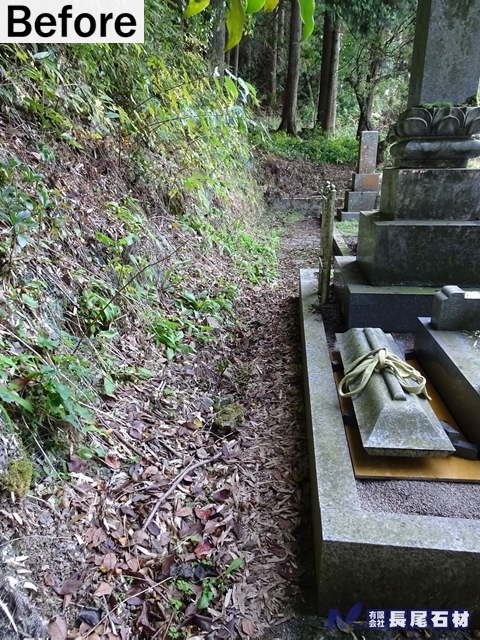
top-left (94, 582), bottom-right (114, 597)
top-left (194, 506), bottom-right (212, 520)
top-left (102, 552), bottom-right (117, 571)
top-left (242, 619), bottom-right (255, 636)
top-left (104, 455), bottom-right (120, 470)
top-left (52, 574), bottom-right (83, 596)
top-left (194, 541), bottom-right (212, 559)
top-left (44, 573), bottom-right (55, 587)
top-left (48, 616), bottom-right (67, 640)
top-left (212, 489), bottom-right (231, 503)
top-left (67, 454), bottom-right (87, 473)
top-left (176, 506), bottom-right (193, 517)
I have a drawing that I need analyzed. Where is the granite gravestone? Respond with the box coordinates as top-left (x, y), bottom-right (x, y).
top-left (408, 0), bottom-right (480, 107)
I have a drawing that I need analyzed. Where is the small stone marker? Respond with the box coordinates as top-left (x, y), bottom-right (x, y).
top-left (337, 327), bottom-right (455, 457)
top-left (431, 285), bottom-right (480, 330)
top-left (408, 0), bottom-right (480, 107)
top-left (337, 131), bottom-right (381, 221)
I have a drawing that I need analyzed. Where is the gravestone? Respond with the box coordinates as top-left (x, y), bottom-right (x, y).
top-left (408, 0), bottom-right (480, 107)
top-left (334, 0), bottom-right (480, 331)
top-left (337, 131), bottom-right (381, 221)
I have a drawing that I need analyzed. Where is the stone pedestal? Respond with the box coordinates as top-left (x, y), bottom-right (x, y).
top-left (380, 168), bottom-right (480, 220)
top-left (356, 212), bottom-right (480, 286)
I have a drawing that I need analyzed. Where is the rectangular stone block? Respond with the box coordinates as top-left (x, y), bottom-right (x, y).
top-left (415, 318), bottom-right (480, 446)
top-left (379, 168), bottom-right (480, 220)
top-left (431, 285), bottom-right (480, 330)
top-left (334, 256), bottom-right (437, 332)
top-left (356, 211), bottom-right (480, 286)
top-left (408, 0), bottom-right (480, 107)
top-left (357, 131), bottom-right (378, 174)
top-left (344, 190), bottom-right (378, 212)
top-left (352, 172), bottom-right (381, 191)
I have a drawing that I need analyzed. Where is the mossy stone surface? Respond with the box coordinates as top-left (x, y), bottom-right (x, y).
top-left (213, 403), bottom-right (245, 435)
top-left (2, 459), bottom-right (33, 498)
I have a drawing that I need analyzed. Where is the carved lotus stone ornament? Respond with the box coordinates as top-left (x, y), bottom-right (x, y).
top-left (389, 106), bottom-right (480, 168)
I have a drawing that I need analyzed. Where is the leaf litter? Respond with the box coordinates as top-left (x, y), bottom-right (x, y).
top-left (0, 141), bottom-right (330, 639)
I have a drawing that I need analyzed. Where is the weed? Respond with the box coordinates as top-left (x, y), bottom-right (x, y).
top-left (250, 126), bottom-right (358, 165)
top-left (336, 220), bottom-right (359, 236)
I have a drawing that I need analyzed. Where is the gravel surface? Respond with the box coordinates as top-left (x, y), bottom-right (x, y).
top-left (357, 479), bottom-right (480, 519)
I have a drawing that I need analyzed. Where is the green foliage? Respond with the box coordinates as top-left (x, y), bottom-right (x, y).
top-left (251, 127), bottom-right (357, 165)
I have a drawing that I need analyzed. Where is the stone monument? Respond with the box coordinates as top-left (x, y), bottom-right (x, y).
top-left (334, 0), bottom-right (480, 331)
top-left (337, 131), bottom-right (381, 221)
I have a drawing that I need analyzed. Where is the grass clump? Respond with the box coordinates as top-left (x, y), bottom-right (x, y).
top-left (250, 126), bottom-right (358, 165)
top-left (337, 219), bottom-right (359, 235)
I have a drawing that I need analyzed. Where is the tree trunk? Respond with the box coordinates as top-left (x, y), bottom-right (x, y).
top-left (355, 84), bottom-right (376, 137)
top-left (210, 0), bottom-right (226, 83)
top-left (277, 2), bottom-right (285, 72)
top-left (233, 43), bottom-right (240, 77)
top-left (269, 8), bottom-right (279, 106)
top-left (317, 13), bottom-right (340, 134)
top-left (278, 0), bottom-right (302, 135)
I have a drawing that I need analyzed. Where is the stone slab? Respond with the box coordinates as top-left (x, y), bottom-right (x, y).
top-left (356, 211), bottom-right (480, 286)
top-left (357, 131), bottom-right (378, 174)
top-left (334, 256), bottom-right (438, 332)
top-left (379, 168), bottom-right (480, 221)
top-left (270, 196), bottom-right (323, 217)
top-left (431, 285), bottom-right (480, 330)
top-left (352, 172), bottom-right (381, 191)
top-left (415, 318), bottom-right (480, 446)
top-left (336, 328), bottom-right (454, 457)
top-left (332, 228), bottom-right (352, 257)
top-left (300, 268), bottom-right (480, 626)
top-left (336, 208), bottom-right (360, 222)
top-left (344, 190), bottom-right (378, 212)
top-left (408, 0), bottom-right (480, 107)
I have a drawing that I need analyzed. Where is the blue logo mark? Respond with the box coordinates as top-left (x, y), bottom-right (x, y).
top-left (326, 603), bottom-right (363, 630)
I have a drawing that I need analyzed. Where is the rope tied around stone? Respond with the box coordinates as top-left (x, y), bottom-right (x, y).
top-left (338, 348), bottom-right (432, 400)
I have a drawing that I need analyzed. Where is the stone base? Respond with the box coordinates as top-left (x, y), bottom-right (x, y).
top-left (357, 211), bottom-right (480, 286)
top-left (380, 167), bottom-right (480, 220)
top-left (336, 208), bottom-right (360, 222)
top-left (344, 190), bottom-right (378, 211)
top-left (300, 268), bottom-right (480, 627)
top-left (415, 319), bottom-right (480, 446)
top-left (334, 256), bottom-right (438, 332)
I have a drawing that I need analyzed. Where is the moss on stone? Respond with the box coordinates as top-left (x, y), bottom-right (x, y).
top-left (213, 403), bottom-right (245, 435)
top-left (2, 459), bottom-right (33, 498)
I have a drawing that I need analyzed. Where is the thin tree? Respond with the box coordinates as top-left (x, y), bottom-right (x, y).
top-left (278, 0), bottom-right (302, 135)
top-left (317, 11), bottom-right (341, 134)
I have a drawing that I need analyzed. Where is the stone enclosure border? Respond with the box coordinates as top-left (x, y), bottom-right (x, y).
top-left (299, 268), bottom-right (480, 625)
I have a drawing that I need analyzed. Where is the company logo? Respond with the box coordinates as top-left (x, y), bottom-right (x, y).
top-left (326, 603), bottom-right (471, 631)
top-left (0, 0), bottom-right (144, 43)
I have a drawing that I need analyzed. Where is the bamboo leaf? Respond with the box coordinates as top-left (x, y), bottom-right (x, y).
top-left (298, 0), bottom-right (315, 39)
top-left (226, 0), bottom-right (245, 51)
top-left (184, 0), bottom-right (211, 18)
top-left (263, 0), bottom-right (279, 11)
top-left (246, 0), bottom-right (266, 13)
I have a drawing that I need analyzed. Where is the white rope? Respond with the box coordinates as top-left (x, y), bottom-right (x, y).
top-left (338, 348), bottom-right (431, 400)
